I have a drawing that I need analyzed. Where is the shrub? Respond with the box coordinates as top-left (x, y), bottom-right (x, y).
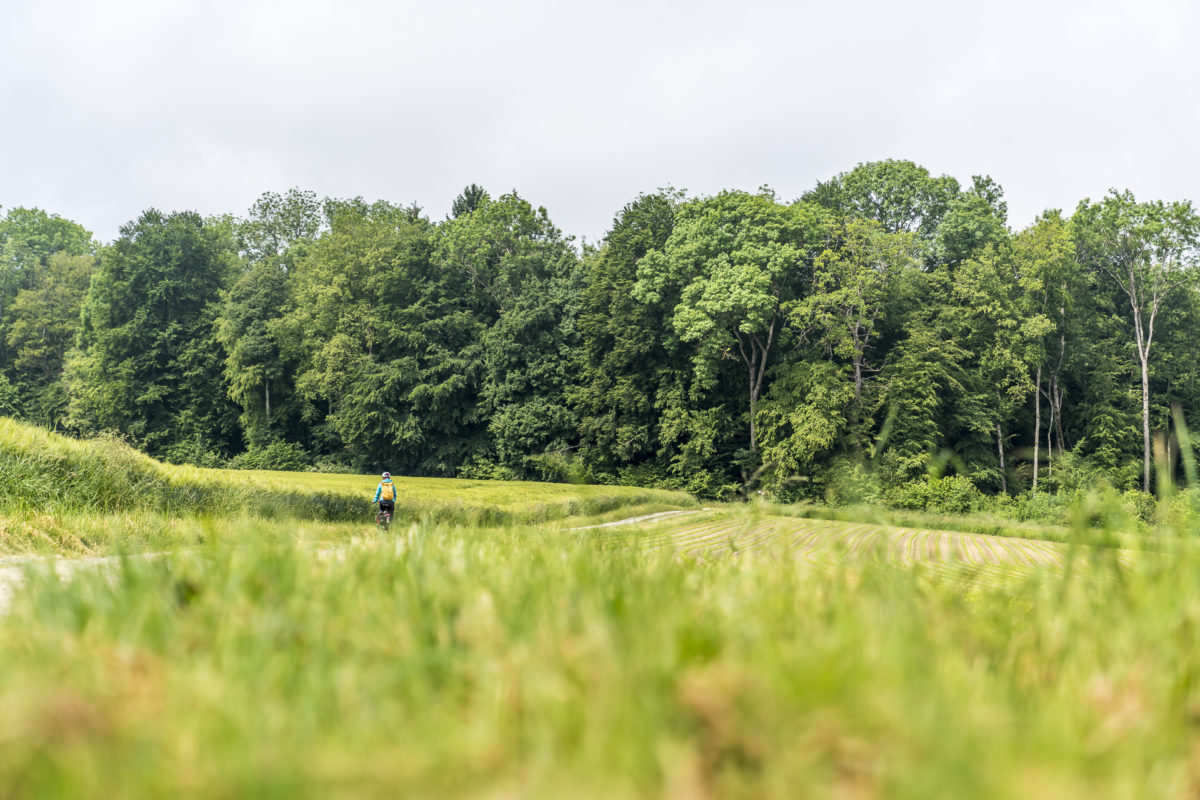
top-left (824, 459), bottom-right (881, 507)
top-left (160, 438), bottom-right (226, 468)
top-left (229, 441), bottom-right (311, 472)
top-left (884, 475), bottom-right (983, 515)
top-left (1153, 488), bottom-right (1200, 532)
top-left (457, 456), bottom-right (520, 482)
top-left (307, 457), bottom-right (355, 474)
top-left (1121, 489), bottom-right (1158, 523)
top-left (526, 451), bottom-right (594, 484)
top-left (1009, 491), bottom-right (1070, 524)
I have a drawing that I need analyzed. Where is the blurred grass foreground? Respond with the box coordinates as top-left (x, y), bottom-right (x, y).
top-left (6, 522), bottom-right (1200, 798)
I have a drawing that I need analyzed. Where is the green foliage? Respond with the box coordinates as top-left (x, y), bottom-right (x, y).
top-left (1156, 487), bottom-right (1200, 529)
top-left (0, 375), bottom-right (21, 417)
top-left (932, 175), bottom-right (1009, 267)
top-left (68, 210), bottom-right (241, 459)
top-left (805, 159), bottom-right (960, 239)
top-left (634, 190), bottom-right (831, 455)
top-left (450, 183), bottom-right (490, 218)
top-left (437, 192), bottom-right (581, 476)
top-left (756, 359), bottom-right (854, 493)
top-left (1072, 190), bottom-right (1200, 490)
top-left (0, 210), bottom-right (96, 427)
top-left (573, 191), bottom-right (698, 487)
top-left (884, 474), bottom-right (984, 514)
top-left (215, 190), bottom-right (325, 454)
top-left (1121, 488), bottom-right (1158, 523)
top-left (228, 440), bottom-right (311, 471)
top-left (9, 164), bottom-right (1200, 499)
top-left (216, 260), bottom-right (298, 447)
top-left (878, 314), bottom-right (968, 479)
top-left (6, 252), bottom-right (94, 425)
top-left (238, 188), bottom-right (324, 265)
top-left (822, 457), bottom-right (882, 506)
top-left (283, 199), bottom-right (455, 471)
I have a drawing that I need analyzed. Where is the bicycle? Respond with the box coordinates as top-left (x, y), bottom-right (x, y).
top-left (375, 505), bottom-right (393, 532)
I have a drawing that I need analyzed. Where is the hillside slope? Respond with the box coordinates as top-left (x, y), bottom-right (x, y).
top-left (0, 419), bottom-right (694, 522)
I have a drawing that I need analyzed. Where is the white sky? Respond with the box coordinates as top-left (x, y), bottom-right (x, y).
top-left (2, 0), bottom-right (1197, 244)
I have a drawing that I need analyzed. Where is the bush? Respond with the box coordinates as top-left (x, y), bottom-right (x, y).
top-left (1009, 491), bottom-right (1070, 524)
top-left (527, 451), bottom-right (593, 484)
top-left (307, 456), bottom-right (355, 474)
top-left (1153, 488), bottom-right (1200, 532)
top-left (884, 475), bottom-right (983, 515)
top-left (229, 441), bottom-right (311, 472)
top-left (160, 438), bottom-right (226, 469)
top-left (1121, 489), bottom-right (1158, 524)
top-left (616, 464), bottom-right (739, 501)
top-left (457, 456), bottom-right (520, 482)
top-left (824, 459), bottom-right (881, 507)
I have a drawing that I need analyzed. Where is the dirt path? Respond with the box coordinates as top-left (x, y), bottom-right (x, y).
top-left (0, 555), bottom-right (130, 614)
top-left (569, 509), bottom-right (711, 530)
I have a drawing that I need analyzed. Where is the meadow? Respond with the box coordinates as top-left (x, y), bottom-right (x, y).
top-left (3, 421), bottom-right (1200, 797)
top-left (0, 419), bottom-right (694, 554)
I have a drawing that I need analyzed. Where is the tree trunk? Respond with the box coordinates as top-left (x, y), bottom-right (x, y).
top-left (1046, 404), bottom-right (1054, 478)
top-left (853, 358), bottom-right (863, 405)
top-left (1131, 300), bottom-right (1152, 492)
top-left (738, 318), bottom-right (776, 454)
top-left (1051, 329), bottom-right (1066, 454)
top-left (748, 359), bottom-right (757, 451)
top-left (1033, 365), bottom-right (1042, 492)
top-left (996, 421), bottom-right (1007, 494)
top-left (265, 382), bottom-right (271, 425)
top-left (1053, 384), bottom-right (1065, 455)
top-left (1141, 349), bottom-right (1152, 492)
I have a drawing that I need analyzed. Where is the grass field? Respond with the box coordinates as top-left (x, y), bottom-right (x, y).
top-left (590, 507), bottom-right (1137, 578)
top-left (0, 419), bottom-right (694, 554)
top-left (3, 421), bottom-right (1200, 797)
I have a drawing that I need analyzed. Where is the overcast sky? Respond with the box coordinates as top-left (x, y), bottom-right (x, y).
top-left (2, 0), bottom-right (1197, 244)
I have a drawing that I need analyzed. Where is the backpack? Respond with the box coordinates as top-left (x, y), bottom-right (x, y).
top-left (380, 482), bottom-right (395, 501)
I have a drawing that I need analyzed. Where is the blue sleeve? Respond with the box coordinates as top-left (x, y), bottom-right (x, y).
top-left (374, 484), bottom-right (382, 502)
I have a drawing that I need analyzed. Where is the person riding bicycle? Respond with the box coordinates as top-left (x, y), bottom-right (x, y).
top-left (374, 472), bottom-right (397, 523)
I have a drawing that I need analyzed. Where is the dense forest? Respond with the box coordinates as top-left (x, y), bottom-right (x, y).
top-left (3, 160), bottom-right (1198, 505)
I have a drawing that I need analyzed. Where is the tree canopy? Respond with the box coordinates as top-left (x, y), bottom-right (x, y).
top-left (4, 167), bottom-right (1200, 501)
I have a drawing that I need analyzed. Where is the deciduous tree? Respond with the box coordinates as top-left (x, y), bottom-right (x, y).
top-left (1073, 191), bottom-right (1200, 491)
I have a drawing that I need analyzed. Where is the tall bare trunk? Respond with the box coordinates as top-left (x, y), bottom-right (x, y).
top-left (265, 382), bottom-right (271, 425)
top-left (1033, 365), bottom-right (1042, 492)
top-left (996, 421), bottom-right (1007, 494)
top-left (1053, 387), bottom-right (1065, 455)
top-left (747, 359), bottom-right (757, 451)
top-left (1051, 330), bottom-right (1066, 454)
top-left (1131, 302), bottom-right (1152, 492)
top-left (1046, 403), bottom-right (1054, 478)
top-left (1141, 349), bottom-right (1152, 492)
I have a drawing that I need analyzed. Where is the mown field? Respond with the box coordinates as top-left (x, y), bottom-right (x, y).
top-left (589, 508), bottom-right (1139, 582)
top-left (3, 422), bottom-right (1200, 798)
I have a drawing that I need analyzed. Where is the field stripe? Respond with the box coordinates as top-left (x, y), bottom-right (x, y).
top-left (613, 513), bottom-right (1142, 586)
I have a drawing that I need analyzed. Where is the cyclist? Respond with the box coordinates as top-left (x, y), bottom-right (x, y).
top-left (374, 471), bottom-right (397, 525)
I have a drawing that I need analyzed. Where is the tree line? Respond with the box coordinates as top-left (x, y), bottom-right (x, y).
top-left (2, 160), bottom-right (1198, 501)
